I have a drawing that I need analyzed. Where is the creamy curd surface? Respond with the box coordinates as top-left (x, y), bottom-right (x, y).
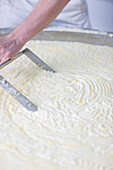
top-left (0, 40), bottom-right (113, 170)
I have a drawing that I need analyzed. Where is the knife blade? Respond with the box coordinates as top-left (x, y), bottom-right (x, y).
top-left (0, 75), bottom-right (38, 112)
top-left (0, 48), bottom-right (56, 73)
top-left (0, 48), bottom-right (55, 112)
top-left (25, 48), bottom-right (56, 73)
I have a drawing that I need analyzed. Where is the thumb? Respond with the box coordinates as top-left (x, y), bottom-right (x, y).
top-left (0, 52), bottom-right (10, 64)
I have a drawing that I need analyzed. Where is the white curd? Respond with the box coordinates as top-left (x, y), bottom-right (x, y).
top-left (0, 40), bottom-right (113, 170)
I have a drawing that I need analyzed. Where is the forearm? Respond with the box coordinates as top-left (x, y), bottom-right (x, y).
top-left (11, 0), bottom-right (70, 45)
top-left (0, 0), bottom-right (70, 64)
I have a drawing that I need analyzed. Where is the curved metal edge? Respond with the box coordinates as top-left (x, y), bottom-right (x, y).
top-left (0, 27), bottom-right (113, 47)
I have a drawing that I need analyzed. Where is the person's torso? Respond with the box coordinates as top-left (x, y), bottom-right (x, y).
top-left (0, 0), bottom-right (91, 28)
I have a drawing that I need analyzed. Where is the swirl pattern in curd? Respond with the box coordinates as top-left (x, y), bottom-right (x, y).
top-left (0, 40), bottom-right (113, 170)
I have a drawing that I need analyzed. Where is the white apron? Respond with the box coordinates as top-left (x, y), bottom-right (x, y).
top-left (0, 0), bottom-right (91, 29)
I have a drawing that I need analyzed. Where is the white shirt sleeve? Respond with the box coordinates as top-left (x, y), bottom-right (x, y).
top-left (0, 0), bottom-right (91, 29)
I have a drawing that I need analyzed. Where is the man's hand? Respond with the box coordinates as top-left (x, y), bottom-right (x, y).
top-left (0, 34), bottom-right (24, 64)
top-left (0, 0), bottom-right (70, 64)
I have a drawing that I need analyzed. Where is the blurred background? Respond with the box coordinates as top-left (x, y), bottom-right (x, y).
top-left (0, 0), bottom-right (113, 32)
top-left (87, 0), bottom-right (113, 32)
